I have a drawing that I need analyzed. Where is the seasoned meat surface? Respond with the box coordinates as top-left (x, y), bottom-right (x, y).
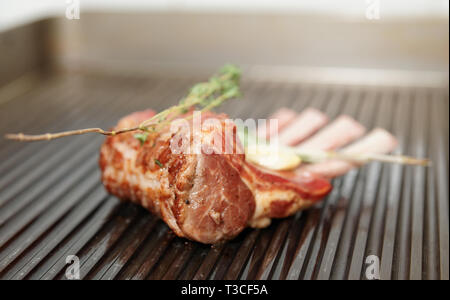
top-left (99, 110), bottom-right (332, 243)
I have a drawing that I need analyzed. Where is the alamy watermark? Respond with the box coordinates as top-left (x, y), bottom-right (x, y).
top-left (168, 111), bottom-right (280, 155)
top-left (365, 255), bottom-right (381, 280)
top-left (365, 0), bottom-right (381, 20)
top-left (65, 255), bottom-right (80, 280)
top-left (66, 0), bottom-right (80, 20)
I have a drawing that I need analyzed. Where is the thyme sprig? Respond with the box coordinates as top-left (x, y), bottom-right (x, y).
top-left (4, 64), bottom-right (242, 142)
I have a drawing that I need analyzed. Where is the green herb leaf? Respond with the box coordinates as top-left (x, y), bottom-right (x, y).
top-left (138, 64), bottom-right (242, 130)
top-left (154, 159), bottom-right (164, 168)
top-left (134, 132), bottom-right (149, 146)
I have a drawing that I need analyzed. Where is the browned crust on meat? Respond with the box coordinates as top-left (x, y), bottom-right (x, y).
top-left (99, 110), bottom-right (332, 243)
top-left (99, 110), bottom-right (256, 243)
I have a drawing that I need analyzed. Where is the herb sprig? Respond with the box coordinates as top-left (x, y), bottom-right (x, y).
top-left (238, 127), bottom-right (430, 170)
top-left (4, 64), bottom-right (242, 142)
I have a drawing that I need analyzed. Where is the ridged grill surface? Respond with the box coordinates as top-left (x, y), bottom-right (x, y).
top-left (0, 72), bottom-right (448, 280)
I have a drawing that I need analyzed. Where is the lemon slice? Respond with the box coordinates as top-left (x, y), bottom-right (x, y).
top-left (245, 144), bottom-right (302, 171)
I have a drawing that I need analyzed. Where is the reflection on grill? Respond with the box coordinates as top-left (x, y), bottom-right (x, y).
top-left (0, 73), bottom-right (448, 280)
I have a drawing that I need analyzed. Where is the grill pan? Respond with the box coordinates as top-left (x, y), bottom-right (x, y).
top-left (0, 13), bottom-right (448, 280)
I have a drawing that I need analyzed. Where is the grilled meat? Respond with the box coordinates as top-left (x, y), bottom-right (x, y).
top-left (99, 110), bottom-right (332, 243)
